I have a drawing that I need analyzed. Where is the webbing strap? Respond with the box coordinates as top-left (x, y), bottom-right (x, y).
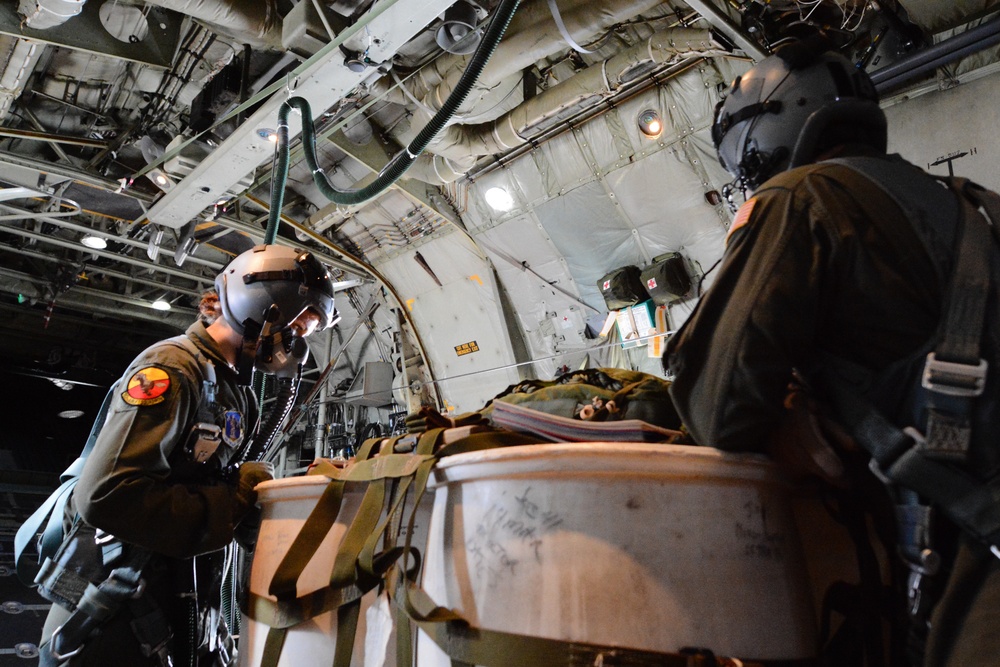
top-left (409, 609), bottom-right (805, 667)
top-left (44, 549), bottom-right (152, 661)
top-left (252, 427), bottom-right (546, 667)
top-left (246, 582), bottom-right (365, 629)
top-left (15, 477), bottom-right (77, 586)
top-left (14, 376), bottom-right (120, 587)
top-left (260, 626), bottom-right (287, 667)
top-left (888, 448), bottom-right (1000, 549)
top-left (818, 162), bottom-right (1000, 551)
top-left (267, 481), bottom-right (347, 600)
top-left (254, 431), bottom-right (443, 667)
top-left (935, 178), bottom-right (990, 365)
top-left (332, 599), bottom-right (361, 667)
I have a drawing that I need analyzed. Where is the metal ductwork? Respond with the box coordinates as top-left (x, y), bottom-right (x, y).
top-left (380, 0), bottom-right (668, 121)
top-left (404, 27), bottom-right (722, 182)
top-left (19, 0), bottom-right (281, 48)
top-left (0, 38), bottom-right (45, 120)
top-left (145, 0), bottom-right (283, 49)
top-left (17, 0), bottom-right (84, 30)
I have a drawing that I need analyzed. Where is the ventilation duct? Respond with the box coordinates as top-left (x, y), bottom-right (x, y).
top-left (17, 0), bottom-right (84, 29)
top-left (405, 27), bottom-right (722, 182)
top-left (0, 39), bottom-right (45, 120)
top-left (146, 0), bottom-right (282, 48)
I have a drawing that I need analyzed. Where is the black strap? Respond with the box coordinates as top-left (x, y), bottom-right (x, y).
top-left (43, 549), bottom-right (152, 662)
top-left (819, 161), bottom-right (1000, 551)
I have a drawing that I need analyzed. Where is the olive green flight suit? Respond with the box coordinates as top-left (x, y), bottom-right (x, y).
top-left (40, 321), bottom-right (258, 666)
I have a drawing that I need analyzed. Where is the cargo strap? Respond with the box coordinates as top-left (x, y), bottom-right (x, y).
top-left (387, 443), bottom-right (813, 667)
top-left (246, 426), bottom-right (542, 667)
top-left (387, 434), bottom-right (816, 667)
top-left (410, 614), bottom-right (813, 666)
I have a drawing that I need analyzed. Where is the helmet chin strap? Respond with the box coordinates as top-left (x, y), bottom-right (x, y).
top-left (236, 319), bottom-right (263, 385)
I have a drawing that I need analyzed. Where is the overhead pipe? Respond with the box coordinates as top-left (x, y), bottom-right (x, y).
top-left (871, 13), bottom-right (1000, 93)
top-left (407, 27), bottom-right (722, 178)
top-left (381, 0), bottom-right (668, 120)
top-left (144, 0), bottom-right (282, 49)
top-left (18, 0), bottom-right (84, 29)
top-left (0, 39), bottom-right (45, 120)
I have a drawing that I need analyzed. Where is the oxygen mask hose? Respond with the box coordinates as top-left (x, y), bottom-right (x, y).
top-left (243, 372), bottom-right (301, 462)
top-left (263, 0), bottom-right (520, 229)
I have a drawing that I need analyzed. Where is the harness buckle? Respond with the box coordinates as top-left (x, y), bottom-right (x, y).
top-left (48, 624), bottom-right (84, 662)
top-left (922, 353), bottom-right (988, 397)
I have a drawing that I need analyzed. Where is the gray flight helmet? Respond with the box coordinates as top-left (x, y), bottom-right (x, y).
top-left (215, 245), bottom-right (337, 337)
top-left (712, 40), bottom-right (886, 190)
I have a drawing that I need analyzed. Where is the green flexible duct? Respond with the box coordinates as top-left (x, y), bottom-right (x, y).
top-left (264, 0), bottom-right (520, 233)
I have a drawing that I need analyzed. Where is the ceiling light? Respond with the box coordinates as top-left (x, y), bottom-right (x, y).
top-left (484, 186), bottom-right (514, 212)
top-left (257, 128), bottom-right (278, 143)
top-left (151, 298), bottom-right (172, 311)
top-left (638, 109), bottom-right (663, 139)
top-left (58, 409), bottom-right (85, 419)
top-left (146, 168), bottom-right (174, 191)
top-left (81, 234), bottom-right (107, 250)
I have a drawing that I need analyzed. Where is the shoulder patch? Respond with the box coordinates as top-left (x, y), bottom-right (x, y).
top-left (726, 197), bottom-right (757, 245)
top-left (122, 367), bottom-right (171, 406)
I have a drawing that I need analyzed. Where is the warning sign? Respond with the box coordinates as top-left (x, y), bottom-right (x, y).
top-left (455, 341), bottom-right (479, 356)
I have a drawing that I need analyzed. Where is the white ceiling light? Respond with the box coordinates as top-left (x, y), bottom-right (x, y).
top-left (146, 168), bottom-right (174, 191)
top-left (484, 186), bottom-right (514, 212)
top-left (638, 108), bottom-right (663, 139)
top-left (58, 409), bottom-right (85, 419)
top-left (81, 234), bottom-right (107, 250)
top-left (151, 298), bottom-right (172, 311)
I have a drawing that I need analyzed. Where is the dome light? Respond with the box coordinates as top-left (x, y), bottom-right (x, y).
top-left (81, 234), bottom-right (107, 249)
top-left (484, 186), bottom-right (514, 212)
top-left (58, 409), bottom-right (85, 419)
top-left (151, 298), bottom-right (172, 311)
top-left (638, 109), bottom-right (663, 139)
top-left (257, 128), bottom-right (278, 143)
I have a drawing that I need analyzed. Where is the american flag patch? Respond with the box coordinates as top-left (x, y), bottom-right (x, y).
top-left (727, 197), bottom-right (757, 244)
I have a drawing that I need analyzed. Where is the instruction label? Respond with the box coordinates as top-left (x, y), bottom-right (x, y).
top-left (455, 341), bottom-right (479, 356)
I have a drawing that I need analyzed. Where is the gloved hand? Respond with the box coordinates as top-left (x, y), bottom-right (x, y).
top-left (233, 461), bottom-right (274, 523)
top-left (768, 387), bottom-right (853, 489)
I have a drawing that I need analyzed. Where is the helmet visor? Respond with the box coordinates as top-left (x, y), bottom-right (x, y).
top-left (295, 251), bottom-right (337, 330)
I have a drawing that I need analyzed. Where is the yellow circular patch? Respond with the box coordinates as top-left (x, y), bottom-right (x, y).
top-left (123, 367), bottom-right (170, 406)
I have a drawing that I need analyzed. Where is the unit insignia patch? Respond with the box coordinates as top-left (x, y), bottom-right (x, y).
top-left (123, 367), bottom-right (171, 406)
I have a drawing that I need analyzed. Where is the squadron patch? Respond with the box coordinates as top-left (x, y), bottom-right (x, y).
top-left (726, 197), bottom-right (757, 244)
top-left (223, 410), bottom-right (244, 447)
top-left (122, 367), bottom-right (171, 406)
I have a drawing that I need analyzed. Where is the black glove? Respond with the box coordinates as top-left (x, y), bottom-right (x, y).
top-left (233, 461), bottom-right (274, 523)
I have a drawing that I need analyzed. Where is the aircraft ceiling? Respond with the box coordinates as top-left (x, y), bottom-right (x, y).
top-left (0, 0), bottom-right (999, 474)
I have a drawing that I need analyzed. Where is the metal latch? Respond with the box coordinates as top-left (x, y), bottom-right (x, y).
top-left (922, 353), bottom-right (988, 397)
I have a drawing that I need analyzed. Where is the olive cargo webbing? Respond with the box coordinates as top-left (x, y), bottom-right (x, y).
top-left (246, 426), bottom-right (544, 667)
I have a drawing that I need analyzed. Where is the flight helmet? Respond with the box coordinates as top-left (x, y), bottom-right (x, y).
top-left (216, 245), bottom-right (337, 337)
top-left (712, 39), bottom-right (886, 190)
